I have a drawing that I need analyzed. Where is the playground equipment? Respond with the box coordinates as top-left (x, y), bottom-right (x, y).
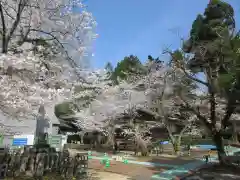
top-left (105, 159), bottom-right (110, 167)
top-left (100, 153), bottom-right (110, 167)
top-left (122, 153), bottom-right (129, 164)
top-left (99, 152), bottom-right (130, 168)
top-left (123, 158), bottom-right (128, 164)
top-left (88, 151), bottom-right (92, 159)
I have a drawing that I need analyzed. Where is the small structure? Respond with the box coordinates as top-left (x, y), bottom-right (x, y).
top-left (52, 123), bottom-right (60, 135)
top-left (113, 107), bottom-right (186, 150)
top-left (35, 105), bottom-right (50, 145)
top-left (58, 115), bottom-right (80, 135)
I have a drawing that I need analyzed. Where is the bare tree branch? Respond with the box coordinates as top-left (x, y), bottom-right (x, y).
top-left (163, 50), bottom-right (209, 87)
top-left (180, 98), bottom-right (212, 131)
top-left (7, 0), bottom-right (27, 42)
top-left (29, 28), bottom-right (87, 83)
top-left (0, 1), bottom-right (7, 52)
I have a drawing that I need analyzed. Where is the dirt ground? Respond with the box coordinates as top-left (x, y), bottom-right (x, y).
top-left (88, 159), bottom-right (165, 179)
top-left (69, 148), bottom-right (214, 179)
top-left (89, 170), bottom-right (130, 180)
top-left (87, 150), bottom-right (206, 179)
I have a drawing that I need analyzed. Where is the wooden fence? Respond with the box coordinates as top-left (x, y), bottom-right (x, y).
top-left (0, 145), bottom-right (89, 179)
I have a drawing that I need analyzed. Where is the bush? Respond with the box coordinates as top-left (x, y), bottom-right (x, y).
top-left (181, 136), bottom-right (213, 145)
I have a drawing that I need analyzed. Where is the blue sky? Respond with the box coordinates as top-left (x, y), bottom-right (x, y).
top-left (85, 0), bottom-right (240, 69)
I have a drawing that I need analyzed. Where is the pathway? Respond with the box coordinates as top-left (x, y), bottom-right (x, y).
top-left (90, 156), bottom-right (178, 168)
top-left (73, 146), bottom-right (240, 179)
top-left (151, 146), bottom-right (240, 180)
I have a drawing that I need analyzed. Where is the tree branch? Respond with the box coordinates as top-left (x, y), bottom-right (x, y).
top-left (0, 1), bottom-right (7, 52)
top-left (163, 50), bottom-right (209, 87)
top-left (209, 91), bottom-right (216, 125)
top-left (182, 68), bottom-right (209, 87)
top-left (29, 28), bottom-right (87, 83)
top-left (7, 0), bottom-right (27, 42)
top-left (179, 123), bottom-right (190, 137)
top-left (221, 81), bottom-right (240, 129)
top-left (222, 98), bottom-right (236, 129)
top-left (180, 99), bottom-right (212, 131)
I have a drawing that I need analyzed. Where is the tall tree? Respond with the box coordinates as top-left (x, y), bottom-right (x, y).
top-left (167, 0), bottom-right (239, 163)
top-left (112, 55), bottom-right (146, 84)
top-left (105, 62), bottom-right (114, 73)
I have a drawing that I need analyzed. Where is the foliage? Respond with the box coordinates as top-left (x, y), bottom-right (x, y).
top-left (55, 102), bottom-right (74, 118)
top-left (69, 55), bottom-right (199, 155)
top-left (169, 0), bottom-right (240, 162)
top-left (104, 62), bottom-right (114, 74)
top-left (111, 55), bottom-right (147, 84)
top-left (181, 136), bottom-right (213, 146)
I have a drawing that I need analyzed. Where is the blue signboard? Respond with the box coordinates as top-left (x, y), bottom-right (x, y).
top-left (12, 138), bottom-right (27, 146)
top-left (160, 141), bottom-right (169, 145)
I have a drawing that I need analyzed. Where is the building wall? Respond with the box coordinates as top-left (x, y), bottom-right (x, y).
top-left (52, 125), bottom-right (59, 135)
top-left (1, 135), bottom-right (13, 147)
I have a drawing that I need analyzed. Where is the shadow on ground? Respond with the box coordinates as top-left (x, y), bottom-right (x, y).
top-left (181, 164), bottom-right (240, 180)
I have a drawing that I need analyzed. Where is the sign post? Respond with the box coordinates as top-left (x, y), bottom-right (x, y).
top-left (0, 135), bottom-right (3, 146)
top-left (48, 135), bottom-right (62, 151)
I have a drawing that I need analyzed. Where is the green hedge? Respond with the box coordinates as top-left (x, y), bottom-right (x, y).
top-left (181, 136), bottom-right (213, 145)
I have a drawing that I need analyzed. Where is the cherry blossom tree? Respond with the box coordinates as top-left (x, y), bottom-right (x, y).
top-left (70, 59), bottom-right (198, 155)
top-left (63, 68), bottom-right (151, 153)
top-left (0, 0), bottom-right (97, 134)
top-left (128, 60), bottom-right (199, 154)
top-left (71, 69), bottom-right (145, 130)
top-left (0, 0), bottom-right (97, 75)
top-left (0, 45), bottom-right (74, 128)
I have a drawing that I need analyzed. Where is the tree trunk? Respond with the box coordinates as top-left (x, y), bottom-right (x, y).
top-left (1, 38), bottom-right (8, 53)
top-left (169, 135), bottom-right (182, 155)
top-left (232, 132), bottom-right (239, 144)
top-left (172, 140), bottom-right (181, 155)
top-left (232, 122), bottom-right (239, 143)
top-left (213, 131), bottom-right (226, 164)
top-left (167, 124), bottom-right (188, 155)
top-left (135, 136), bottom-right (148, 156)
